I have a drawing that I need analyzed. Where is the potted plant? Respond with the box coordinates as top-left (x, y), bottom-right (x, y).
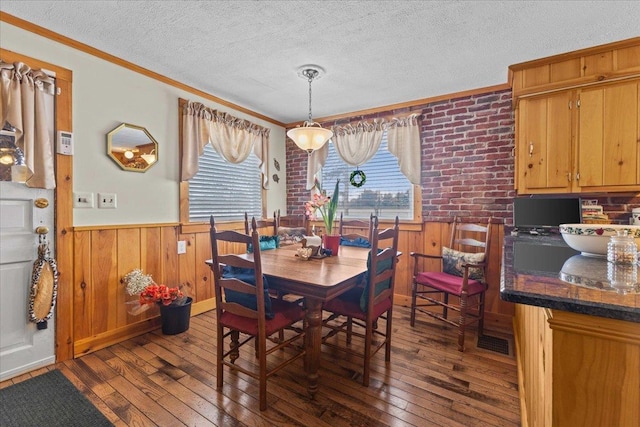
top-left (123, 269), bottom-right (191, 334)
top-left (139, 283), bottom-right (192, 335)
top-left (305, 179), bottom-right (341, 255)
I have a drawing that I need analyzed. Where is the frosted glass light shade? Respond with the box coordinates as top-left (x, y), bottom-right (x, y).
top-left (287, 122), bottom-right (333, 152)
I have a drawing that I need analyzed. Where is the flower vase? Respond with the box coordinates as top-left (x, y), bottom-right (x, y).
top-left (322, 234), bottom-right (341, 256)
top-left (159, 297), bottom-right (192, 335)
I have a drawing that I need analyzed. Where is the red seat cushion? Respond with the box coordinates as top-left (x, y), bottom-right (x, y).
top-left (415, 271), bottom-right (486, 296)
top-left (220, 298), bottom-right (305, 336)
top-left (323, 287), bottom-right (392, 321)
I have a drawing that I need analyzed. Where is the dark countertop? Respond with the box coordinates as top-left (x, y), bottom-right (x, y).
top-left (500, 232), bottom-right (640, 323)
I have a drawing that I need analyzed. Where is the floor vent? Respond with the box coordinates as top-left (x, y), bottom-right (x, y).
top-left (477, 335), bottom-right (510, 355)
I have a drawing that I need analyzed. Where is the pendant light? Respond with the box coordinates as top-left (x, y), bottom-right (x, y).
top-left (287, 65), bottom-right (333, 153)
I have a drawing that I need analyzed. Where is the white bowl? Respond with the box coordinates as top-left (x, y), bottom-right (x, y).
top-left (559, 224), bottom-right (640, 257)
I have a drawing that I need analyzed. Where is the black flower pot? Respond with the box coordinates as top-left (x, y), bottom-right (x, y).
top-left (159, 297), bottom-right (192, 335)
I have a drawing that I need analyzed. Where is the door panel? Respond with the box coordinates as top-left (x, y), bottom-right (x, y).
top-left (0, 183), bottom-right (55, 381)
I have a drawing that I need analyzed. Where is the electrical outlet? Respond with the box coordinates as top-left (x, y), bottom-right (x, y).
top-left (177, 240), bottom-right (187, 254)
top-left (98, 193), bottom-right (117, 208)
top-left (73, 192), bottom-right (94, 208)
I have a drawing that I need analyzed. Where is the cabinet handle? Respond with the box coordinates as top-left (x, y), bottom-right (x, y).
top-left (576, 99), bottom-right (581, 108)
top-left (529, 142), bottom-right (534, 157)
top-left (576, 172), bottom-right (580, 181)
top-left (568, 100), bottom-right (572, 110)
top-left (567, 173), bottom-right (571, 182)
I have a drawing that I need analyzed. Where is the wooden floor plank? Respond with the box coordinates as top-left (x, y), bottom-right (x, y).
top-left (1, 306), bottom-right (521, 426)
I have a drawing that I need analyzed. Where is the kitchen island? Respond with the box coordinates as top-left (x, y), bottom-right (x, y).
top-left (500, 233), bottom-right (639, 427)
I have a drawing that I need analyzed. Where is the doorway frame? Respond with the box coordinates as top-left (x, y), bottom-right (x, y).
top-left (1, 48), bottom-right (74, 362)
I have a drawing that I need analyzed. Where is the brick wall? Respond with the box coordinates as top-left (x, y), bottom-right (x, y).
top-left (286, 88), bottom-right (517, 224)
top-left (285, 88), bottom-right (639, 225)
top-left (420, 90), bottom-right (514, 224)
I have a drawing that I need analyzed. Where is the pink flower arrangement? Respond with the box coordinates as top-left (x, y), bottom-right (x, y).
top-left (304, 179), bottom-right (340, 235)
top-left (139, 284), bottom-right (184, 306)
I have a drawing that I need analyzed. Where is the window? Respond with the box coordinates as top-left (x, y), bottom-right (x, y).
top-left (188, 144), bottom-right (262, 222)
top-left (321, 132), bottom-right (414, 220)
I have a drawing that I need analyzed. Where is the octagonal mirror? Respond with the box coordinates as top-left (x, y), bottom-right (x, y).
top-left (107, 123), bottom-right (158, 172)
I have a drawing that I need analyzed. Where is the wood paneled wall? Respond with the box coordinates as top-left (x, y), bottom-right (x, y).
top-left (72, 220), bottom-right (513, 357)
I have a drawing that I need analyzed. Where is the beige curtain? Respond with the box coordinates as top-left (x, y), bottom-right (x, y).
top-left (307, 142), bottom-right (329, 190)
top-left (181, 100), bottom-right (270, 188)
top-left (333, 120), bottom-right (385, 166)
top-left (306, 114), bottom-right (421, 188)
top-left (387, 113), bottom-right (421, 185)
top-left (0, 61), bottom-right (56, 189)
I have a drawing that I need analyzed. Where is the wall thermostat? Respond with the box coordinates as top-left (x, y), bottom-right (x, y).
top-left (57, 131), bottom-right (73, 155)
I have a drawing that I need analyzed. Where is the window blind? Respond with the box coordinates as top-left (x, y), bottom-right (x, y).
top-left (189, 144), bottom-right (262, 222)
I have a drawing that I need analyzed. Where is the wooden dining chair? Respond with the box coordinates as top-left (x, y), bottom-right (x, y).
top-left (244, 211), bottom-right (276, 236)
top-left (322, 216), bottom-right (400, 386)
top-left (409, 216), bottom-right (492, 352)
top-left (338, 212), bottom-right (374, 247)
top-left (274, 209), bottom-right (309, 246)
top-left (209, 216), bottom-right (306, 411)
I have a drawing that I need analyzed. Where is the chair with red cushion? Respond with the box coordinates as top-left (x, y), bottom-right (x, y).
top-left (410, 216), bottom-right (492, 352)
top-left (322, 216), bottom-right (399, 386)
top-left (209, 216), bottom-right (306, 411)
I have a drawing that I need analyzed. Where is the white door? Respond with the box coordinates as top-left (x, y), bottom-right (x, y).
top-left (0, 181), bottom-right (55, 380)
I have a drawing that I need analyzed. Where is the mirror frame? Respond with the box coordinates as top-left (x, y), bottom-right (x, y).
top-left (107, 123), bottom-right (158, 173)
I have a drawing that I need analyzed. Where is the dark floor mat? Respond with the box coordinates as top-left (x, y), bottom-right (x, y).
top-left (477, 334), bottom-right (510, 355)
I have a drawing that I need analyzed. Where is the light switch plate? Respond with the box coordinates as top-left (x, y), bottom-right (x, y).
top-left (73, 192), bottom-right (94, 208)
top-left (98, 193), bottom-right (117, 209)
top-left (177, 241), bottom-right (187, 254)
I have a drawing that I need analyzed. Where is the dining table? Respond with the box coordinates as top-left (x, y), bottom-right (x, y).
top-left (209, 244), bottom-right (370, 398)
top-left (259, 245), bottom-right (370, 397)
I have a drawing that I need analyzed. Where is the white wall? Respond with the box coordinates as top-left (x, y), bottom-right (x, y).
top-left (1, 23), bottom-right (287, 226)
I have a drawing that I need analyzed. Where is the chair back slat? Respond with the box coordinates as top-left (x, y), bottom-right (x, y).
top-left (220, 277), bottom-right (260, 294)
top-left (221, 301), bottom-right (260, 319)
top-left (218, 253), bottom-right (256, 270)
top-left (373, 287), bottom-right (393, 305)
top-left (457, 223), bottom-right (487, 233)
top-left (454, 237), bottom-right (486, 248)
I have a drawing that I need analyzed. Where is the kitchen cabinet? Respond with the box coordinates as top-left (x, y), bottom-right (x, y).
top-left (511, 38), bottom-right (640, 194)
top-left (514, 304), bottom-right (640, 427)
top-left (516, 90), bottom-right (574, 193)
top-left (578, 80), bottom-right (640, 189)
top-left (515, 79), bottom-right (640, 194)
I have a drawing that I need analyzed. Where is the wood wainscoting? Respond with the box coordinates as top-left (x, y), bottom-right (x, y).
top-left (71, 220), bottom-right (514, 358)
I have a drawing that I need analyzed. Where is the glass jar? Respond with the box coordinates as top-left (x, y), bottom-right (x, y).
top-left (607, 230), bottom-right (638, 265)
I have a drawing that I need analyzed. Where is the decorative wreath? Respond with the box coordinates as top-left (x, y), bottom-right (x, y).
top-left (349, 169), bottom-right (366, 188)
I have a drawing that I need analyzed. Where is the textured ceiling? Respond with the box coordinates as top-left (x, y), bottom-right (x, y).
top-left (1, 1), bottom-right (639, 124)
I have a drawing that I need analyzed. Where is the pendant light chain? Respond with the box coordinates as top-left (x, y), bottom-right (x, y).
top-left (308, 73), bottom-right (313, 122)
top-left (305, 68), bottom-right (318, 123)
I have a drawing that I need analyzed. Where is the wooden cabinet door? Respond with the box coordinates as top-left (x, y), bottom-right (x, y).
top-left (578, 80), bottom-right (640, 189)
top-left (517, 91), bottom-right (573, 193)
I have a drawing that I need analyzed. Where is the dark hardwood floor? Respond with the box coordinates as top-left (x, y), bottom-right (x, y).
top-left (1, 306), bottom-right (520, 426)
